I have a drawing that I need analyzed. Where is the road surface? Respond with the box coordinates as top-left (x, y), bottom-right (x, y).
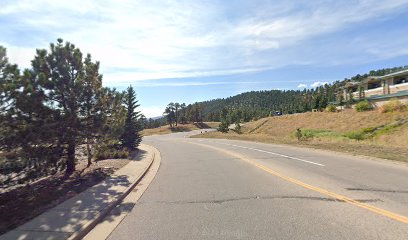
top-left (107, 130), bottom-right (408, 239)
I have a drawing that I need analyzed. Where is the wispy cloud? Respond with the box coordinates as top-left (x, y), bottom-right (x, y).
top-left (297, 83), bottom-right (307, 88)
top-left (310, 81), bottom-right (329, 88)
top-left (1, 0), bottom-right (408, 85)
top-left (133, 81), bottom-right (262, 87)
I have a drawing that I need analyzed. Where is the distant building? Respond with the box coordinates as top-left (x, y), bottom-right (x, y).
top-left (340, 69), bottom-right (408, 107)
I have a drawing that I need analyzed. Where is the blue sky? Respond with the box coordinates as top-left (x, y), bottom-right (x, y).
top-left (1, 0), bottom-right (408, 117)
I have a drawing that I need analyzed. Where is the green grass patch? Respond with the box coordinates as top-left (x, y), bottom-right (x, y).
top-left (293, 117), bottom-right (408, 142)
top-left (343, 131), bottom-right (366, 140)
top-left (342, 119), bottom-right (407, 141)
top-left (295, 129), bottom-right (342, 140)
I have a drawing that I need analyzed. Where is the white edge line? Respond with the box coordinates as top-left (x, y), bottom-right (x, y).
top-left (194, 139), bottom-right (325, 167)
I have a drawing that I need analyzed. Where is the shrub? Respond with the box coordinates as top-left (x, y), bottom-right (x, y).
top-left (294, 129), bottom-right (337, 140)
top-left (355, 100), bottom-right (373, 112)
top-left (300, 129), bottom-right (316, 139)
top-left (95, 151), bottom-right (108, 161)
top-left (378, 99), bottom-right (407, 113)
top-left (343, 131), bottom-right (365, 141)
top-left (234, 123), bottom-right (242, 134)
top-left (217, 120), bottom-right (230, 133)
top-left (326, 104), bottom-right (337, 112)
top-left (295, 129), bottom-right (302, 141)
top-left (95, 149), bottom-right (130, 160)
top-left (120, 150), bottom-right (129, 159)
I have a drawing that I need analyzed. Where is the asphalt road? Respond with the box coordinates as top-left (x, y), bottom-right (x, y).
top-left (108, 130), bottom-right (408, 240)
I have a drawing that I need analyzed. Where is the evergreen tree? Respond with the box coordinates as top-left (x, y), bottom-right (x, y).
top-left (29, 39), bottom-right (91, 175)
top-left (179, 103), bottom-right (187, 124)
top-left (164, 103), bottom-right (176, 127)
top-left (79, 54), bottom-right (104, 166)
top-left (97, 87), bottom-right (127, 148)
top-left (217, 118), bottom-right (230, 133)
top-left (121, 85), bottom-right (142, 150)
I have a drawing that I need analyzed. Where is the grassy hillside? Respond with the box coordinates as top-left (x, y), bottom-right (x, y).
top-left (193, 110), bottom-right (408, 162)
top-left (142, 122), bottom-right (219, 136)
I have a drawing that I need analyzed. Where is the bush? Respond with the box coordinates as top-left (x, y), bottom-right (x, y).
top-left (300, 129), bottom-right (316, 139)
top-left (217, 120), bottom-right (230, 133)
top-left (355, 100), bottom-right (373, 112)
top-left (295, 129), bottom-right (302, 140)
top-left (326, 105), bottom-right (337, 112)
top-left (234, 123), bottom-right (242, 134)
top-left (378, 99), bottom-right (407, 113)
top-left (95, 149), bottom-right (130, 160)
top-left (294, 129), bottom-right (337, 140)
top-left (343, 131), bottom-right (365, 140)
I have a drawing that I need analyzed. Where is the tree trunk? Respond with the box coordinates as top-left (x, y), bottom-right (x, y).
top-left (175, 109), bottom-right (178, 126)
top-left (66, 137), bottom-right (76, 175)
top-left (86, 137), bottom-right (92, 167)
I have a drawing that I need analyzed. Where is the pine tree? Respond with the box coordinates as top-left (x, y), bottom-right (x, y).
top-left (79, 54), bottom-right (103, 166)
top-left (121, 85), bottom-right (142, 150)
top-left (217, 119), bottom-right (230, 133)
top-left (29, 39), bottom-right (103, 175)
top-left (1, 45), bottom-right (64, 178)
top-left (164, 103), bottom-right (176, 127)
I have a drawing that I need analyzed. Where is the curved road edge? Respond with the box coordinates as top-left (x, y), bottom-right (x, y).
top-left (82, 144), bottom-right (161, 240)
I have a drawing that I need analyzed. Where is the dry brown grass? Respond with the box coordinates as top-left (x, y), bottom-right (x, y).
top-left (243, 109), bottom-right (408, 136)
top-left (193, 110), bottom-right (408, 163)
top-left (376, 124), bottom-right (408, 148)
top-left (142, 122), bottom-right (219, 136)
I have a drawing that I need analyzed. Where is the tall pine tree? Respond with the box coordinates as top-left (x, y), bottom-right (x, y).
top-left (121, 85), bottom-right (142, 150)
top-left (30, 39), bottom-right (103, 174)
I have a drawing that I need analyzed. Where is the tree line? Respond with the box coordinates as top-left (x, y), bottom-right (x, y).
top-left (0, 39), bottom-right (143, 180)
top-left (142, 102), bottom-right (204, 128)
top-left (153, 65), bottom-right (408, 131)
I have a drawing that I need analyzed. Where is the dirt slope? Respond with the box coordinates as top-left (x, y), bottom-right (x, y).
top-left (244, 110), bottom-right (407, 135)
top-left (194, 110), bottom-right (408, 162)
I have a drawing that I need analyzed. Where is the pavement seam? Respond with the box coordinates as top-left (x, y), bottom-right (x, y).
top-left (136, 196), bottom-right (382, 205)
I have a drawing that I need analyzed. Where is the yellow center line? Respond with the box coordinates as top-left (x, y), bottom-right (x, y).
top-left (185, 140), bottom-right (408, 225)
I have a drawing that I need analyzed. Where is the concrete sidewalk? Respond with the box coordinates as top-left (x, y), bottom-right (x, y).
top-left (0, 144), bottom-right (156, 240)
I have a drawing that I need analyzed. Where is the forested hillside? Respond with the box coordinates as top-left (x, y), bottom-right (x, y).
top-left (197, 65), bottom-right (408, 122)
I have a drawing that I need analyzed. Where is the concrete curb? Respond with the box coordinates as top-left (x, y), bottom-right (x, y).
top-left (67, 144), bottom-right (157, 240)
top-left (0, 144), bottom-right (158, 240)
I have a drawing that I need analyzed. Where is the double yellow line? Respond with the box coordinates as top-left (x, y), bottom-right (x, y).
top-left (186, 141), bottom-right (408, 225)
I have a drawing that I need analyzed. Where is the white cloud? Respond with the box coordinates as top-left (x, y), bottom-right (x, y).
top-left (0, 44), bottom-right (35, 68)
top-left (1, 0), bottom-right (408, 85)
top-left (310, 81), bottom-right (329, 88)
top-left (297, 83), bottom-right (307, 88)
top-left (139, 106), bottom-right (165, 118)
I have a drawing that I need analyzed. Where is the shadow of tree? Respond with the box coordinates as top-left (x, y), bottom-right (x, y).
top-left (0, 173), bottom-right (138, 239)
top-left (0, 148), bottom-right (148, 239)
top-left (131, 149), bottom-right (148, 162)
